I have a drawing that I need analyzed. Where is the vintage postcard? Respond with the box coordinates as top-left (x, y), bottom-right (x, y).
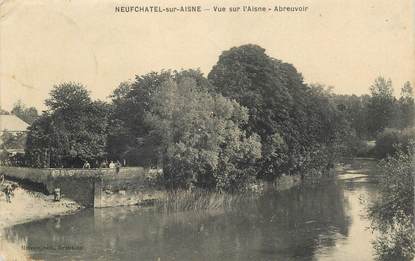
top-left (0, 0), bottom-right (414, 260)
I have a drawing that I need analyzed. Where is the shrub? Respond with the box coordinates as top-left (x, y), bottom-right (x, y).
top-left (369, 146), bottom-right (415, 260)
top-left (373, 128), bottom-right (415, 158)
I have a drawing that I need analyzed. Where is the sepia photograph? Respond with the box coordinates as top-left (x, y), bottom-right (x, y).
top-left (0, 0), bottom-right (414, 260)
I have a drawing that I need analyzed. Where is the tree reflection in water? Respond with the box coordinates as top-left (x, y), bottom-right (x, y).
top-left (6, 181), bottom-right (353, 261)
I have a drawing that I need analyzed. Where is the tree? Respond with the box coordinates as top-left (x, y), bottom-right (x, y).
top-left (110, 70), bottom-right (261, 190)
top-left (107, 69), bottom-right (213, 166)
top-left (208, 44), bottom-right (344, 180)
top-left (332, 94), bottom-right (370, 139)
top-left (11, 100), bottom-right (39, 124)
top-left (106, 82), bottom-right (137, 164)
top-left (143, 77), bottom-right (262, 190)
top-left (369, 147), bottom-right (415, 260)
top-left (398, 81), bottom-right (415, 129)
top-left (367, 77), bottom-right (396, 137)
top-left (25, 114), bottom-right (53, 167)
top-left (26, 83), bottom-right (110, 168)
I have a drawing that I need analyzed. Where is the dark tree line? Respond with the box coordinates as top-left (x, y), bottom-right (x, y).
top-left (22, 44), bottom-right (414, 190)
top-left (332, 77), bottom-right (414, 158)
top-left (334, 78), bottom-right (414, 138)
top-left (207, 45), bottom-right (350, 180)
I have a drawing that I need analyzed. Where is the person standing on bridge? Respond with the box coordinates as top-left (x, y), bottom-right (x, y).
top-left (115, 160), bottom-right (121, 174)
top-left (109, 161), bottom-right (116, 169)
top-left (83, 161), bottom-right (91, 169)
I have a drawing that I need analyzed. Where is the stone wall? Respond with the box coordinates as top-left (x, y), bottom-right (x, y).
top-left (93, 178), bottom-right (165, 208)
top-left (0, 166), bottom-right (164, 207)
top-left (0, 166), bottom-right (303, 208)
top-left (93, 169), bottom-right (165, 208)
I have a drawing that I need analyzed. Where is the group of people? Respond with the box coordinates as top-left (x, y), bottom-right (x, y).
top-left (83, 160), bottom-right (123, 173)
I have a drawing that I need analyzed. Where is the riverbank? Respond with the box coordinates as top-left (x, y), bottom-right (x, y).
top-left (0, 181), bottom-right (82, 232)
top-left (336, 158), bottom-right (378, 181)
top-left (0, 181), bottom-right (81, 260)
top-left (1, 158), bottom-right (380, 261)
top-left (0, 159), bottom-right (374, 230)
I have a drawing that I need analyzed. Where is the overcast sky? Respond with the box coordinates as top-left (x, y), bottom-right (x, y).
top-left (0, 0), bottom-right (414, 111)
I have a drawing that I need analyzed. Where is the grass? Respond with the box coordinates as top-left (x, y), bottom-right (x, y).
top-left (155, 189), bottom-right (257, 213)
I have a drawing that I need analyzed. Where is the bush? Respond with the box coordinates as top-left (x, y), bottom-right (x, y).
top-left (369, 146), bottom-right (415, 260)
top-left (373, 128), bottom-right (415, 158)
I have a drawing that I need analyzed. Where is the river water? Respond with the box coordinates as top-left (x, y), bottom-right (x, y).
top-left (4, 160), bottom-right (378, 261)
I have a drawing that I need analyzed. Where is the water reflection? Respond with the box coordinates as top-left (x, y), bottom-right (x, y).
top-left (5, 180), bottom-right (377, 261)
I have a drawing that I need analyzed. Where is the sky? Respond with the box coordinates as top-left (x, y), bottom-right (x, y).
top-left (0, 0), bottom-right (414, 111)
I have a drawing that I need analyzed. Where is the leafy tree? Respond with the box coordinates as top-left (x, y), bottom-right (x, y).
top-left (143, 77), bottom-right (261, 190)
top-left (11, 100), bottom-right (39, 124)
top-left (110, 70), bottom-right (261, 190)
top-left (107, 82), bottom-right (135, 163)
top-left (372, 128), bottom-right (415, 158)
top-left (208, 44), bottom-right (345, 180)
top-left (304, 84), bottom-right (353, 166)
top-left (25, 114), bottom-right (53, 167)
top-left (398, 81), bottom-right (415, 129)
top-left (26, 83), bottom-right (110, 168)
top-left (369, 147), bottom-right (415, 260)
top-left (333, 94), bottom-right (370, 139)
top-left (107, 69), bottom-right (212, 166)
top-left (367, 77), bottom-right (396, 137)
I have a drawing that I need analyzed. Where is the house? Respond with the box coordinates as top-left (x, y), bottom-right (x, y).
top-left (0, 115), bottom-right (29, 162)
top-left (0, 115), bottom-right (29, 134)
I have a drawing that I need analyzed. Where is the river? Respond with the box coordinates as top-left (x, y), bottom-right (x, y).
top-left (3, 159), bottom-right (378, 261)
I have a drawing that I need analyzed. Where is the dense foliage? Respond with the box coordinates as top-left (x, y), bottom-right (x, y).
top-left (108, 70), bottom-right (261, 190)
top-left (22, 44), bottom-right (414, 191)
top-left (148, 78), bottom-right (262, 190)
top-left (208, 45), bottom-right (349, 180)
top-left (332, 94), bottom-right (371, 139)
top-left (369, 147), bottom-right (415, 260)
top-left (367, 77), bottom-right (396, 137)
top-left (372, 128), bottom-right (415, 158)
top-left (106, 70), bottom-right (212, 166)
top-left (333, 79), bottom-right (414, 139)
top-left (0, 132), bottom-right (26, 150)
top-left (25, 83), bottom-right (110, 168)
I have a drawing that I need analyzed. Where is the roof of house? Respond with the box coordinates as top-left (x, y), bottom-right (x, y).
top-left (0, 115), bottom-right (29, 132)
